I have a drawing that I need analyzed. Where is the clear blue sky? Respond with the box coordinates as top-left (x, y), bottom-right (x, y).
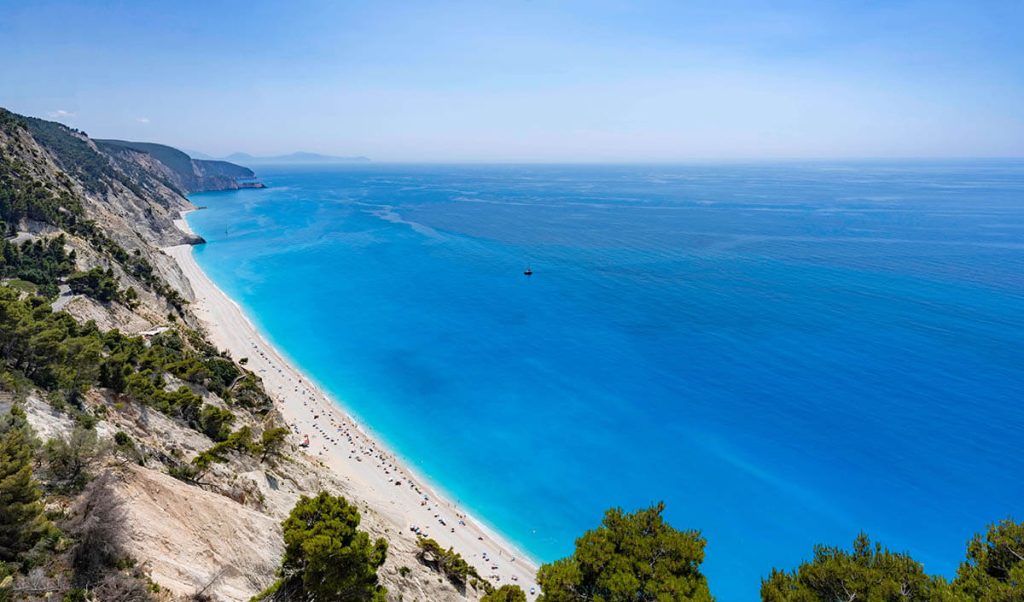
top-left (2, 0), bottom-right (1022, 161)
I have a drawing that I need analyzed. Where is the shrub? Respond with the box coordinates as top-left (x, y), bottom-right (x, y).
top-left (198, 405), bottom-right (235, 442)
top-left (483, 584), bottom-right (526, 602)
top-left (42, 427), bottom-right (102, 493)
top-left (416, 537), bottom-right (483, 587)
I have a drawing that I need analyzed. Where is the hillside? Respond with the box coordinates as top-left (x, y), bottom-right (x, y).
top-left (96, 139), bottom-right (264, 195)
top-left (0, 109), bottom-right (480, 602)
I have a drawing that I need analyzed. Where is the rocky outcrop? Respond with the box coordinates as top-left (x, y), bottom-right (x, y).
top-left (97, 139), bottom-right (264, 195)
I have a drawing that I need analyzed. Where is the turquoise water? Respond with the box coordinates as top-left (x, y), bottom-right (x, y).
top-left (188, 163), bottom-right (1024, 601)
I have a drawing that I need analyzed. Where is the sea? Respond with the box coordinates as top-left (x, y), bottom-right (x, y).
top-left (186, 162), bottom-right (1024, 601)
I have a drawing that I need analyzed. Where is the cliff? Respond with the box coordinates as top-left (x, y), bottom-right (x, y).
top-left (0, 108), bottom-right (476, 602)
top-left (96, 139), bottom-right (265, 194)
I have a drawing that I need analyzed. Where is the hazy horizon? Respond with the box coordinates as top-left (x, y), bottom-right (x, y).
top-left (3, 0), bottom-right (1023, 162)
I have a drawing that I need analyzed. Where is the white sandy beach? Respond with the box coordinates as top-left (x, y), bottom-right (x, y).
top-left (165, 211), bottom-right (540, 596)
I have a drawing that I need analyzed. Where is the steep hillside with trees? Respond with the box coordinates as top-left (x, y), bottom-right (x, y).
top-left (96, 139), bottom-right (263, 195)
top-left (0, 108), bottom-right (464, 602)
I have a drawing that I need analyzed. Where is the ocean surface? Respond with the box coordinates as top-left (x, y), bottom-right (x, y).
top-left (187, 162), bottom-right (1024, 601)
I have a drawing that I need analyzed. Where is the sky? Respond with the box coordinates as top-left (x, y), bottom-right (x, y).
top-left (1, 0), bottom-right (1023, 162)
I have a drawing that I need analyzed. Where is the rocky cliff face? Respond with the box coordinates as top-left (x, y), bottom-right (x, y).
top-left (96, 139), bottom-right (264, 195)
top-left (1, 112), bottom-right (195, 328)
top-left (0, 109), bottom-right (473, 601)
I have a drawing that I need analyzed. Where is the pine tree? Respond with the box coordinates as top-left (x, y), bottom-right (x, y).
top-left (761, 533), bottom-right (954, 602)
top-left (483, 585), bottom-right (527, 602)
top-left (0, 409), bottom-right (46, 562)
top-left (953, 518), bottom-right (1024, 601)
top-left (537, 502), bottom-right (713, 602)
top-left (256, 492), bottom-right (388, 602)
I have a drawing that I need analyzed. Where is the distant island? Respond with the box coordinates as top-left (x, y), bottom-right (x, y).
top-left (218, 151), bottom-right (371, 166)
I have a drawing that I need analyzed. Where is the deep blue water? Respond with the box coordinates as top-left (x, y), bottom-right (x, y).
top-left (188, 163), bottom-right (1024, 601)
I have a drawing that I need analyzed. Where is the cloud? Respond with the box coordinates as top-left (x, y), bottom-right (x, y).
top-left (136, 117), bottom-right (150, 124)
top-left (47, 109), bottom-right (75, 119)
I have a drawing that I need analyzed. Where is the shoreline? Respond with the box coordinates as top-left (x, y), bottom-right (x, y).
top-left (165, 209), bottom-right (541, 595)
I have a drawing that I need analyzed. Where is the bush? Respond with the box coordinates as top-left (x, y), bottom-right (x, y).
top-left (229, 373), bottom-right (273, 412)
top-left (416, 537), bottom-right (482, 587)
top-left (198, 405), bottom-right (235, 442)
top-left (42, 427), bottom-right (102, 493)
top-left (113, 431), bottom-right (144, 466)
top-left (259, 427), bottom-right (289, 463)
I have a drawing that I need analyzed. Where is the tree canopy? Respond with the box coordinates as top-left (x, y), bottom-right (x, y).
top-left (257, 492), bottom-right (388, 602)
top-left (483, 584), bottom-right (528, 602)
top-left (537, 502), bottom-right (713, 602)
top-left (760, 533), bottom-right (948, 602)
top-left (953, 518), bottom-right (1024, 601)
top-left (0, 409), bottom-right (47, 563)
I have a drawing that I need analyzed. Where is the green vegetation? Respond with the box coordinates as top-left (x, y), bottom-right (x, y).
top-left (415, 536), bottom-right (479, 589)
top-left (173, 425), bottom-right (291, 486)
top-left (259, 427), bottom-right (290, 462)
top-left (123, 286), bottom-right (139, 308)
top-left (483, 584), bottom-right (527, 602)
top-left (537, 502), bottom-right (712, 602)
top-left (1, 109), bottom-right (187, 312)
top-left (67, 266), bottom-right (122, 303)
top-left (0, 408), bottom-right (47, 563)
top-left (0, 408), bottom-right (160, 599)
top-left (81, 226), bottom-right (188, 311)
top-left (0, 110), bottom-right (87, 233)
top-left (256, 492), bottom-right (388, 602)
top-left (172, 433), bottom-right (241, 484)
top-left (96, 140), bottom-right (194, 178)
top-left (0, 235), bottom-right (74, 298)
top-left (95, 140), bottom-right (256, 196)
top-left (528, 505), bottom-right (1024, 601)
top-left (198, 404), bottom-right (235, 441)
top-left (761, 522), bottom-right (1024, 601)
top-left (42, 427), bottom-right (102, 493)
top-left (954, 519), bottom-right (1024, 601)
top-left (22, 115), bottom-right (119, 194)
top-left (4, 107), bottom-right (1022, 602)
top-left (195, 159), bottom-right (254, 179)
top-left (761, 534), bottom-right (946, 602)
top-left (230, 372), bottom-right (274, 413)
top-left (2, 278), bottom-right (37, 294)
top-left (0, 145), bottom-right (85, 234)
top-left (0, 288), bottom-right (259, 439)
top-left (0, 289), bottom-right (104, 398)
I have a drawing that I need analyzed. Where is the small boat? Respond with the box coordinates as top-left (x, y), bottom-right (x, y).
top-left (523, 265), bottom-right (533, 276)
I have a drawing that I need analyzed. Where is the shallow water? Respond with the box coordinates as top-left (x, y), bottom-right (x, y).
top-left (188, 162), bottom-right (1024, 601)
